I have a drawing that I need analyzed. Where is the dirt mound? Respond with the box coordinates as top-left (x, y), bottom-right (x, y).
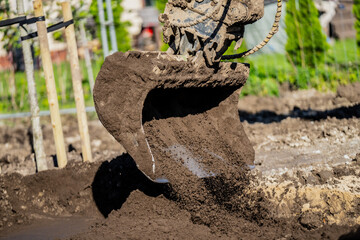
top-left (0, 161), bottom-right (101, 231)
top-left (337, 82), bottom-right (360, 103)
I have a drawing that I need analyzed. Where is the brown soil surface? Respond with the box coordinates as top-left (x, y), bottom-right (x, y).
top-left (0, 114), bottom-right (124, 176)
top-left (0, 87), bottom-right (359, 239)
top-left (337, 82), bottom-right (360, 104)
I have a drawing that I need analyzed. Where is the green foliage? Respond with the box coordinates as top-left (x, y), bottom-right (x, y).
top-left (0, 0), bottom-right (21, 51)
top-left (242, 72), bottom-right (280, 97)
top-left (155, 0), bottom-right (167, 13)
top-left (52, 0), bottom-right (92, 41)
top-left (241, 39), bottom-right (359, 97)
top-left (90, 0), bottom-right (131, 53)
top-left (354, 0), bottom-right (360, 54)
top-left (285, 0), bottom-right (328, 68)
top-left (155, 0), bottom-right (169, 51)
top-left (0, 59), bottom-right (99, 113)
top-left (222, 40), bottom-right (249, 63)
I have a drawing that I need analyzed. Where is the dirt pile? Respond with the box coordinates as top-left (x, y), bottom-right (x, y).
top-left (0, 161), bottom-right (101, 231)
top-left (0, 126), bottom-right (35, 175)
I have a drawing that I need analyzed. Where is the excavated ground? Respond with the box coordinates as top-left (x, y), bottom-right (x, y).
top-left (0, 83), bottom-right (359, 239)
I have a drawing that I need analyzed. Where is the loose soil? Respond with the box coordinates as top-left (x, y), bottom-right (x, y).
top-left (0, 84), bottom-right (360, 239)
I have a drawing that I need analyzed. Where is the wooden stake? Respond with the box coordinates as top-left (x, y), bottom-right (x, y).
top-left (61, 1), bottom-right (93, 162)
top-left (17, 0), bottom-right (47, 172)
top-left (33, 0), bottom-right (67, 168)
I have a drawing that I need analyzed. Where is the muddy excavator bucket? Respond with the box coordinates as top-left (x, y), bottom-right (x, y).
top-left (93, 0), bottom-right (281, 182)
top-left (94, 51), bottom-right (254, 181)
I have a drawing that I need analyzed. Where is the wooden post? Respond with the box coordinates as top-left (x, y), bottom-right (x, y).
top-left (61, 1), bottom-right (93, 162)
top-left (33, 0), bottom-right (67, 168)
top-left (18, 0), bottom-right (48, 172)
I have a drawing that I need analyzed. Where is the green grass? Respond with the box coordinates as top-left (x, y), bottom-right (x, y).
top-left (240, 38), bottom-right (360, 97)
top-left (328, 38), bottom-right (359, 63)
top-left (0, 57), bottom-right (103, 114)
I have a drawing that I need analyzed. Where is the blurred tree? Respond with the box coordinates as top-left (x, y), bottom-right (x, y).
top-left (90, 0), bottom-right (131, 53)
top-left (354, 0), bottom-right (360, 54)
top-left (53, 0), bottom-right (92, 41)
top-left (0, 0), bottom-right (20, 51)
top-left (285, 0), bottom-right (328, 68)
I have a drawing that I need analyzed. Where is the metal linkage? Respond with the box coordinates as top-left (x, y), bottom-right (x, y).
top-left (160, 0), bottom-right (277, 66)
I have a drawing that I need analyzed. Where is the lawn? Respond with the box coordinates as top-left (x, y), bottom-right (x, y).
top-left (0, 57), bottom-right (103, 114)
top-left (242, 38), bottom-right (360, 96)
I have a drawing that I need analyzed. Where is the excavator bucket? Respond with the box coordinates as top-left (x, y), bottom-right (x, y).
top-left (93, 0), bottom-right (281, 182)
top-left (94, 51), bottom-right (254, 181)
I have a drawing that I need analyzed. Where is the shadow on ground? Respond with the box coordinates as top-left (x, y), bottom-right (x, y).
top-left (239, 104), bottom-right (360, 124)
top-left (339, 226), bottom-right (360, 240)
top-left (91, 154), bottom-right (171, 217)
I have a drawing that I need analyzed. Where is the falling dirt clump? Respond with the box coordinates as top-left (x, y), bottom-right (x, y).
top-left (142, 103), bottom-right (257, 232)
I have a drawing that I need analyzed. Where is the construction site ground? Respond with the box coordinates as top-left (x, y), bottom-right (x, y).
top-left (0, 84), bottom-right (359, 239)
